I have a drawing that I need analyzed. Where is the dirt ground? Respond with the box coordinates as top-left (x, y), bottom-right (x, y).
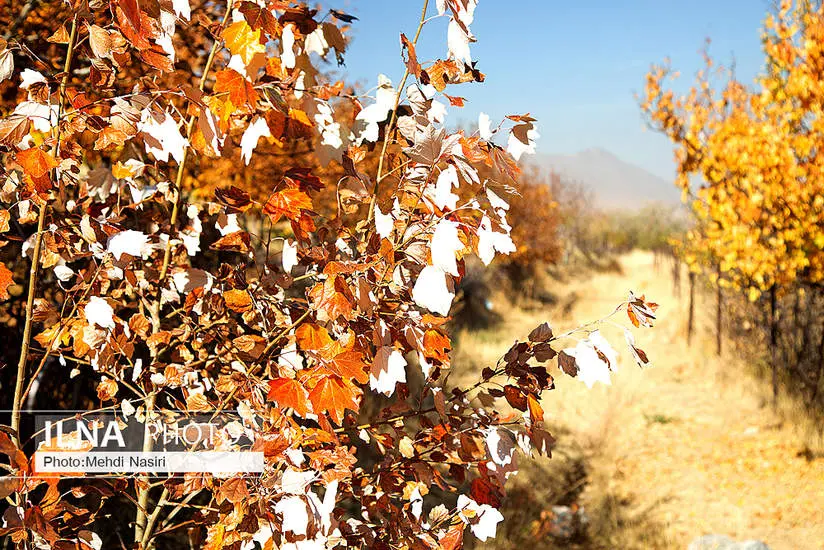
top-left (456, 251), bottom-right (824, 549)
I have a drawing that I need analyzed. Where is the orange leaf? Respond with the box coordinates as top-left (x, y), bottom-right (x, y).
top-left (263, 188), bottom-right (312, 223)
top-left (214, 69), bottom-right (258, 108)
top-left (308, 275), bottom-right (353, 322)
top-left (16, 148), bottom-right (58, 180)
top-left (267, 378), bottom-right (310, 416)
top-left (0, 262), bottom-right (13, 300)
top-left (295, 323), bottom-right (334, 352)
top-left (308, 375), bottom-right (359, 425)
top-left (327, 350), bottom-right (369, 385)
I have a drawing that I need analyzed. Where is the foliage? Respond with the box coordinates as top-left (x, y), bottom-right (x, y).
top-left (0, 0), bottom-right (657, 548)
top-left (641, 0), bottom-right (824, 298)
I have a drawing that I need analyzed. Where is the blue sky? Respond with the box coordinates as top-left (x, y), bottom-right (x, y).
top-left (335, 0), bottom-right (770, 180)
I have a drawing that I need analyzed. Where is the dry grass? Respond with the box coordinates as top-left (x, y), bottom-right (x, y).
top-left (453, 251), bottom-right (824, 549)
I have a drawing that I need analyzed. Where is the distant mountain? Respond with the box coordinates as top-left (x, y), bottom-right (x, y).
top-left (529, 147), bottom-right (683, 210)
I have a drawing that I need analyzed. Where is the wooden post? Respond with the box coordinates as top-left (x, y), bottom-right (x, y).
top-left (716, 265), bottom-right (722, 356)
top-left (687, 271), bottom-right (696, 344)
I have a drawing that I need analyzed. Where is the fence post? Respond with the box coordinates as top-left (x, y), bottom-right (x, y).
top-left (770, 285), bottom-right (779, 409)
top-left (687, 271), bottom-right (696, 344)
top-left (716, 264), bottom-right (722, 356)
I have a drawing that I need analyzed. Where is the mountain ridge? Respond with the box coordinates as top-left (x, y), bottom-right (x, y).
top-left (528, 147), bottom-right (683, 210)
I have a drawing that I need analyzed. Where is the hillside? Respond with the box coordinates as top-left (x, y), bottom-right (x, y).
top-left (530, 148), bottom-right (683, 210)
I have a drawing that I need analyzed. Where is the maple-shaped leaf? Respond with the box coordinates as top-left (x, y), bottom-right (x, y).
top-left (308, 275), bottom-right (354, 322)
top-left (295, 323), bottom-right (334, 353)
top-left (16, 147), bottom-right (58, 194)
top-left (222, 21), bottom-right (266, 66)
top-left (263, 188), bottom-right (313, 223)
top-left (328, 349), bottom-right (369, 385)
top-left (214, 69), bottom-right (259, 108)
top-left (267, 378), bottom-right (311, 417)
top-left (17, 147), bottom-right (57, 180)
top-left (308, 375), bottom-right (359, 425)
top-left (239, 2), bottom-right (281, 35)
top-left (0, 262), bottom-right (13, 300)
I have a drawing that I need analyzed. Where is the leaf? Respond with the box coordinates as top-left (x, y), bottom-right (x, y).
top-left (84, 297), bottom-right (115, 329)
top-left (267, 378), bottom-right (310, 416)
top-left (557, 350), bottom-right (578, 377)
top-left (308, 275), bottom-right (354, 322)
top-left (16, 147), bottom-right (58, 180)
top-left (214, 69), bottom-right (258, 108)
top-left (239, 2), bottom-right (281, 35)
top-left (330, 9), bottom-right (358, 23)
top-left (295, 323), bottom-right (334, 352)
top-left (222, 21), bottom-right (266, 66)
top-left (369, 346), bottom-right (407, 396)
top-left (308, 375), bottom-right (359, 425)
top-left (503, 385), bottom-right (527, 411)
top-left (263, 188), bottom-right (313, 223)
top-left (400, 33), bottom-right (420, 77)
top-left (240, 116), bottom-right (271, 165)
top-left (0, 262), bottom-right (13, 300)
top-left (528, 322), bottom-right (553, 343)
top-left (218, 477), bottom-right (249, 504)
top-left (215, 186), bottom-right (252, 213)
top-left (412, 266), bottom-right (454, 316)
top-left (223, 289), bottom-right (252, 312)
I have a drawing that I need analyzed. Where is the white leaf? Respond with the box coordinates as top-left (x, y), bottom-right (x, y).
top-left (0, 50), bottom-right (14, 83)
top-left (485, 427), bottom-right (516, 467)
top-left (107, 230), bottom-right (151, 261)
top-left (172, 0), bottom-right (190, 20)
top-left (172, 268), bottom-right (213, 294)
top-left (447, 19), bottom-right (471, 64)
top-left (20, 69), bottom-right (45, 89)
top-left (477, 215), bottom-right (515, 265)
top-left (216, 213), bottom-right (242, 236)
top-left (457, 495), bottom-right (504, 542)
top-left (53, 264), bottom-right (75, 282)
top-left (370, 346), bottom-right (407, 396)
top-left (138, 110), bottom-right (189, 163)
top-left (275, 496), bottom-right (310, 535)
top-left (84, 297), bottom-right (115, 329)
top-left (375, 204), bottom-right (393, 239)
top-left (486, 188), bottom-right (509, 211)
top-left (431, 219), bottom-right (463, 276)
top-left (478, 112), bottom-right (492, 140)
top-left (279, 340), bottom-right (305, 371)
top-left (282, 239), bottom-right (298, 273)
top-left (506, 125), bottom-right (539, 161)
top-left (282, 468), bottom-right (315, 494)
top-left (240, 116), bottom-right (271, 165)
top-left (356, 75), bottom-right (396, 143)
top-left (14, 101), bottom-right (58, 133)
top-left (563, 340), bottom-right (611, 388)
top-left (121, 399), bottom-right (136, 418)
top-left (78, 530), bottom-right (103, 550)
top-left (430, 164), bottom-right (459, 210)
top-left (412, 265), bottom-right (454, 316)
top-left (281, 24), bottom-right (296, 69)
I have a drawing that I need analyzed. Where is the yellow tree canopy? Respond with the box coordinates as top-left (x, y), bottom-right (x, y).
top-left (641, 0), bottom-right (824, 298)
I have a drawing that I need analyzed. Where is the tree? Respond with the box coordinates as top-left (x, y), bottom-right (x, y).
top-left (0, 1), bottom-right (656, 548)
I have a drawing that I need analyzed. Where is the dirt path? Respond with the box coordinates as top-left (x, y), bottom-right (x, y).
top-left (458, 251), bottom-right (824, 549)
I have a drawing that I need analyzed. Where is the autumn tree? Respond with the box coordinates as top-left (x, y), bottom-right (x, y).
top-left (641, 0), bottom-right (824, 407)
top-left (0, 0), bottom-right (657, 548)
